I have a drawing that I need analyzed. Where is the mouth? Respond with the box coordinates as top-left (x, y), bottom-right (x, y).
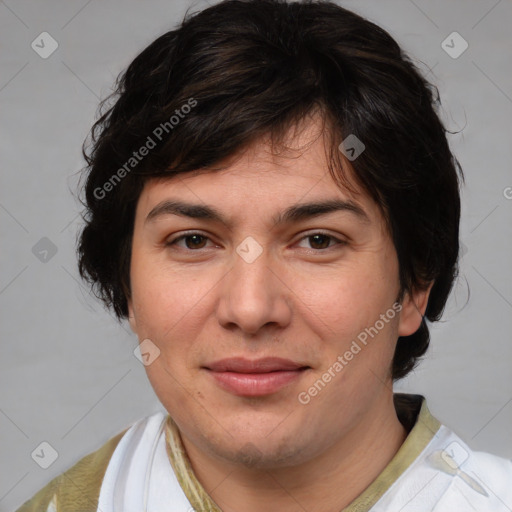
top-left (203, 357), bottom-right (311, 397)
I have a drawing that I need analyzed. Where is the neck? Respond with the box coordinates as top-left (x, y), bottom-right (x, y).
top-left (179, 391), bottom-right (407, 512)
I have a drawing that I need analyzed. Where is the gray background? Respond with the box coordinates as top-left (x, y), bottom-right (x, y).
top-left (1, 0), bottom-right (511, 510)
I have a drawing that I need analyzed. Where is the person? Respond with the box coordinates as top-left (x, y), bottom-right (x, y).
top-left (16, 0), bottom-right (512, 511)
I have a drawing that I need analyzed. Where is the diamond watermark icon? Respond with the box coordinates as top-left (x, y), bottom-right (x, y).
top-left (31, 441), bottom-right (59, 469)
top-left (31, 32), bottom-right (59, 59)
top-left (32, 237), bottom-right (58, 263)
top-left (441, 32), bottom-right (468, 59)
top-left (441, 441), bottom-right (469, 470)
top-left (134, 338), bottom-right (161, 366)
top-left (236, 236), bottom-right (263, 263)
top-left (338, 134), bottom-right (365, 161)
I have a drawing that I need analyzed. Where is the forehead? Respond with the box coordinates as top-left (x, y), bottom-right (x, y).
top-left (136, 116), bottom-right (382, 225)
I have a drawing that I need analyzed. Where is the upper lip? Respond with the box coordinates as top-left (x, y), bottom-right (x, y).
top-left (204, 357), bottom-right (309, 373)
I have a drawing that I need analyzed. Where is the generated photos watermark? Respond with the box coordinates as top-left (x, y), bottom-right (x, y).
top-left (134, 338), bottom-right (161, 366)
top-left (298, 301), bottom-right (402, 404)
top-left (93, 97), bottom-right (198, 200)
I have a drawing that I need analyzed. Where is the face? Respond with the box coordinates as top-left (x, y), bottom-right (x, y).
top-left (128, 115), bottom-right (427, 469)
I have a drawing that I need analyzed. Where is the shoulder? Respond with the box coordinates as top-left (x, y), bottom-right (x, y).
top-left (379, 396), bottom-right (512, 512)
top-left (15, 413), bottom-right (166, 512)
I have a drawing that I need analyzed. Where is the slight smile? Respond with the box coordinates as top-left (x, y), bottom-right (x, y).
top-left (203, 357), bottom-right (311, 397)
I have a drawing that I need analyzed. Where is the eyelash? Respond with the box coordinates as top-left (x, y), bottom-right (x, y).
top-left (165, 231), bottom-right (346, 252)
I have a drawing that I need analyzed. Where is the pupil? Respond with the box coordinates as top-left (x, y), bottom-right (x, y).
top-left (186, 235), bottom-right (205, 249)
top-left (311, 234), bottom-right (329, 249)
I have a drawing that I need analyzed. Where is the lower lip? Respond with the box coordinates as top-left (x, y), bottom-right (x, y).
top-left (207, 369), bottom-right (307, 396)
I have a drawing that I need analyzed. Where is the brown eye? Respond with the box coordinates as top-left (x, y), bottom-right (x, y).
top-left (297, 232), bottom-right (344, 251)
top-left (183, 234), bottom-right (208, 249)
top-left (166, 233), bottom-right (212, 250)
top-left (308, 234), bottom-right (332, 250)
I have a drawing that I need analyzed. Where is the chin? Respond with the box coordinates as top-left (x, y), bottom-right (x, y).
top-left (217, 437), bottom-right (308, 470)
top-left (201, 420), bottom-right (316, 469)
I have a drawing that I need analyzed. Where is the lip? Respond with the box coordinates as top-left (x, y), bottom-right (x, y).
top-left (203, 357), bottom-right (310, 397)
top-left (205, 357), bottom-right (307, 373)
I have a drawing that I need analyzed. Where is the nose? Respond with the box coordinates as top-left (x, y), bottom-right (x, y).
top-left (215, 243), bottom-right (292, 336)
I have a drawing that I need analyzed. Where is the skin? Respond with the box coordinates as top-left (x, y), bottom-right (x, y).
top-left (128, 114), bottom-right (431, 512)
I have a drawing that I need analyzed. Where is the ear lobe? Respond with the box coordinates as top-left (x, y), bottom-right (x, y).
top-left (127, 300), bottom-right (138, 334)
top-left (397, 283), bottom-right (434, 337)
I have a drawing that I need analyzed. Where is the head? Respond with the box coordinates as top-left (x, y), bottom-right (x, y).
top-left (78, 0), bottom-right (461, 467)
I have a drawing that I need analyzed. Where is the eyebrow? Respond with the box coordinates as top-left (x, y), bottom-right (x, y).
top-left (145, 198), bottom-right (370, 227)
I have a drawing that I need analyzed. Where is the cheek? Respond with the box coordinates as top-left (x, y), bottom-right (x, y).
top-left (130, 268), bottom-right (211, 410)
top-left (130, 258), bottom-right (204, 336)
top-left (129, 261), bottom-right (222, 385)
top-left (298, 263), bottom-right (391, 339)
top-left (293, 253), bottom-right (400, 392)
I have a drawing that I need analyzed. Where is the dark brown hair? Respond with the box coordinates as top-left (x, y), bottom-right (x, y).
top-left (78, 0), bottom-right (462, 380)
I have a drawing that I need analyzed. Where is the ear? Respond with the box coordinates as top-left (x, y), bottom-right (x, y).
top-left (127, 299), bottom-right (138, 334)
top-left (398, 282), bottom-right (434, 337)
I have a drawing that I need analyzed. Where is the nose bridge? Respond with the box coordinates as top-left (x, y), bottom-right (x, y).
top-left (230, 236), bottom-right (273, 303)
top-left (245, 252), bottom-right (269, 279)
top-left (216, 236), bottom-right (290, 334)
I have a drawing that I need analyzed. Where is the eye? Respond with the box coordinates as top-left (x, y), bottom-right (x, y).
top-left (165, 231), bottom-right (345, 252)
top-left (296, 232), bottom-right (345, 251)
top-left (166, 232), bottom-right (214, 250)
